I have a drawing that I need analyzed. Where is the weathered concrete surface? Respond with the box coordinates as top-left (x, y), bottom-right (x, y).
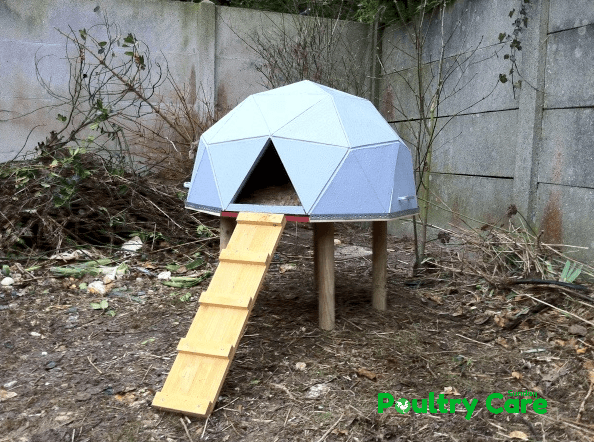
top-left (215, 6), bottom-right (369, 111)
top-left (549, 0), bottom-right (594, 32)
top-left (536, 183), bottom-right (594, 263)
top-left (381, 0), bottom-right (518, 71)
top-left (387, 173), bottom-right (515, 238)
top-left (381, 43), bottom-right (519, 121)
top-left (539, 108), bottom-right (594, 189)
top-left (545, 24), bottom-right (594, 108)
top-left (391, 110), bottom-right (518, 178)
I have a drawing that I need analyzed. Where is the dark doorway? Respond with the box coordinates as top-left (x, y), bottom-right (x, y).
top-left (233, 139), bottom-right (302, 206)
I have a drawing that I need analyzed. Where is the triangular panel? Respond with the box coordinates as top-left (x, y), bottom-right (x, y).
top-left (189, 139), bottom-right (207, 184)
top-left (273, 97), bottom-right (349, 147)
top-left (390, 145), bottom-right (418, 213)
top-left (187, 148), bottom-right (222, 209)
top-left (311, 151), bottom-right (385, 215)
top-left (351, 143), bottom-right (399, 212)
top-left (208, 96), bottom-right (270, 144)
top-left (253, 94), bottom-right (325, 134)
top-left (208, 137), bottom-right (269, 208)
top-left (331, 96), bottom-right (397, 147)
top-left (317, 84), bottom-right (366, 101)
top-left (201, 101), bottom-right (245, 145)
top-left (272, 138), bottom-right (347, 212)
top-left (257, 80), bottom-right (327, 96)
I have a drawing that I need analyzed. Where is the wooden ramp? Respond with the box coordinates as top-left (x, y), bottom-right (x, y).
top-left (152, 213), bottom-right (286, 417)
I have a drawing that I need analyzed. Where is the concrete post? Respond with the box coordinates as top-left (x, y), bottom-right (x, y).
top-left (513, 0), bottom-right (550, 224)
top-left (197, 0), bottom-right (217, 116)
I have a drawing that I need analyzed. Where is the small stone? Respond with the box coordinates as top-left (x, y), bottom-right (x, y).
top-left (1, 277), bottom-right (14, 286)
top-left (45, 361), bottom-right (57, 370)
top-left (30, 332), bottom-right (41, 337)
top-left (3, 381), bottom-right (16, 389)
top-left (137, 291), bottom-right (146, 296)
top-left (75, 392), bottom-right (91, 401)
top-left (569, 324), bottom-right (588, 336)
top-left (334, 239), bottom-right (342, 245)
top-left (295, 362), bottom-right (306, 371)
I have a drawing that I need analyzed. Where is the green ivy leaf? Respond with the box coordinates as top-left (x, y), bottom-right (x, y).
top-left (98, 41), bottom-right (107, 47)
top-left (499, 74), bottom-right (508, 83)
top-left (57, 114), bottom-right (67, 122)
top-left (124, 51), bottom-right (134, 57)
top-left (509, 9), bottom-right (515, 18)
top-left (504, 54), bottom-right (510, 60)
top-left (498, 32), bottom-right (506, 42)
top-left (79, 29), bottom-right (87, 41)
top-left (123, 33), bottom-right (135, 44)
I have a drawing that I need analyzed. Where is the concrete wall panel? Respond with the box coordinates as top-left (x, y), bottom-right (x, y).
top-left (549, 0), bottom-right (594, 32)
top-left (545, 24), bottom-right (594, 108)
top-left (536, 183), bottom-right (594, 263)
top-left (425, 110), bottom-right (518, 177)
top-left (539, 108), bottom-right (594, 189)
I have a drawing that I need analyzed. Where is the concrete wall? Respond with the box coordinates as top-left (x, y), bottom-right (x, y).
top-left (381, 0), bottom-right (594, 263)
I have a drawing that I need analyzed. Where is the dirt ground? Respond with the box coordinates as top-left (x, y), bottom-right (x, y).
top-left (1, 221), bottom-right (594, 442)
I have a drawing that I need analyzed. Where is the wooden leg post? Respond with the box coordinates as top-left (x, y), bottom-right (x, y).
top-left (314, 222), bottom-right (335, 330)
top-left (372, 221), bottom-right (387, 311)
top-left (219, 216), bottom-right (236, 251)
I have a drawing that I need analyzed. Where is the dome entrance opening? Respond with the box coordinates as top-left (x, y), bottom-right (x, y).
top-left (233, 139), bottom-right (302, 207)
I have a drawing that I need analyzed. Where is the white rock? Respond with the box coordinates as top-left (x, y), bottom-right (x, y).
top-left (305, 383), bottom-right (330, 399)
top-left (157, 271), bottom-right (171, 280)
top-left (1, 277), bottom-right (14, 286)
top-left (295, 362), bottom-right (306, 371)
top-left (30, 332), bottom-right (41, 337)
top-left (334, 239), bottom-right (342, 245)
top-left (122, 236), bottom-right (143, 252)
top-left (3, 381), bottom-right (17, 389)
top-left (88, 281), bottom-right (107, 295)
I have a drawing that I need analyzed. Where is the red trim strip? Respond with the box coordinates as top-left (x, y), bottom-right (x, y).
top-left (220, 211), bottom-right (310, 223)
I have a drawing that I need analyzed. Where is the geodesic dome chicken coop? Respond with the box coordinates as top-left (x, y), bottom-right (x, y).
top-left (185, 80), bottom-right (418, 220)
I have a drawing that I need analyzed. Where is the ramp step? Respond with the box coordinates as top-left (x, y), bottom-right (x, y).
top-left (153, 392), bottom-right (212, 417)
top-left (219, 248), bottom-right (270, 265)
top-left (237, 212), bottom-right (285, 226)
top-left (177, 339), bottom-right (234, 359)
top-left (199, 290), bottom-right (252, 310)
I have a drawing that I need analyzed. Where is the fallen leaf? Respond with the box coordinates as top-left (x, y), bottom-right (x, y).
top-left (509, 430), bottom-right (528, 440)
top-left (0, 390), bottom-right (17, 401)
top-left (439, 386), bottom-right (461, 396)
top-left (331, 429), bottom-right (348, 435)
top-left (494, 315), bottom-right (507, 327)
top-left (356, 368), bottom-right (377, 381)
top-left (512, 371), bottom-right (522, 380)
top-left (577, 348), bottom-right (587, 355)
top-left (115, 392), bottom-right (137, 404)
top-left (583, 360), bottom-right (594, 370)
top-left (588, 370), bottom-right (594, 384)
top-left (569, 324), bottom-right (588, 336)
top-left (554, 339), bottom-right (565, 347)
top-left (496, 337), bottom-right (509, 348)
top-left (428, 294), bottom-right (443, 305)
